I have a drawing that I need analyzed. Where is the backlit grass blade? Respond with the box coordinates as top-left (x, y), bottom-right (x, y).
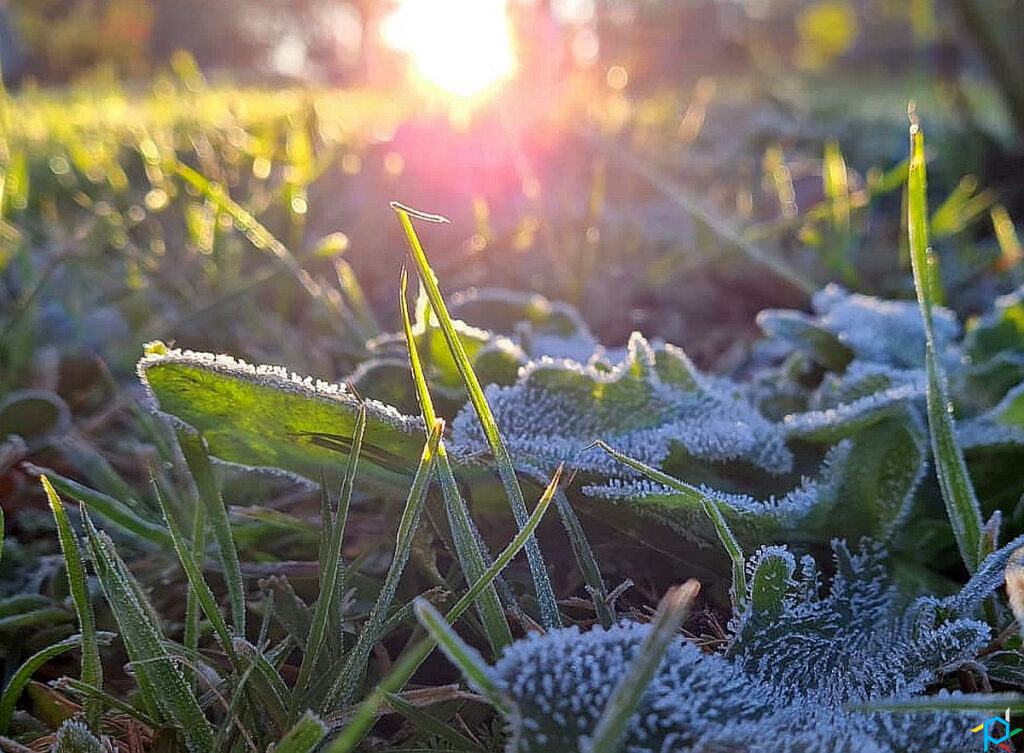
top-left (295, 406), bottom-right (366, 713)
top-left (273, 711), bottom-right (327, 753)
top-left (412, 599), bottom-right (509, 715)
top-left (81, 509), bottom-right (214, 752)
top-left (587, 581), bottom-right (700, 753)
top-left (175, 162), bottom-right (347, 333)
top-left (326, 418), bottom-right (443, 709)
top-left (177, 427), bottom-right (247, 634)
top-left (393, 204), bottom-right (561, 630)
top-left (907, 118), bottom-right (983, 573)
top-left (41, 476), bottom-right (102, 731)
top-left (0, 633), bottom-right (116, 734)
top-left (232, 639), bottom-right (291, 732)
top-left (25, 465), bottom-right (172, 549)
top-left (324, 464), bottom-right (561, 753)
top-left (596, 441), bottom-right (746, 612)
top-left (398, 267), bottom-right (513, 654)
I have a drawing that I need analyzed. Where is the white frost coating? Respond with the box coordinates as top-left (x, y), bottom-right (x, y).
top-left (811, 284), bottom-right (960, 368)
top-left (481, 541), bottom-right (988, 752)
top-left (584, 443), bottom-right (853, 542)
top-left (450, 332), bottom-right (792, 480)
top-left (782, 382), bottom-right (920, 439)
top-left (137, 347), bottom-right (423, 435)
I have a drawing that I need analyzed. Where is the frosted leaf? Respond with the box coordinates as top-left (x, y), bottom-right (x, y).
top-left (51, 720), bottom-right (109, 753)
top-left (730, 541), bottom-right (990, 707)
top-left (582, 443), bottom-right (851, 545)
top-left (468, 538), bottom-right (993, 753)
top-left (760, 284), bottom-right (960, 370)
top-left (139, 346), bottom-right (425, 488)
top-left (446, 286), bottom-right (601, 363)
top-left (450, 332), bottom-right (793, 481)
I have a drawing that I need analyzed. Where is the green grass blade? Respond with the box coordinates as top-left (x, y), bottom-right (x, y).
top-left (412, 599), bottom-right (508, 714)
top-left (382, 691), bottom-right (485, 751)
top-left (273, 711), bottom-right (327, 753)
top-left (399, 267), bottom-right (513, 653)
top-left (0, 633), bottom-right (115, 734)
top-left (177, 427), bottom-right (247, 635)
top-left (326, 418), bottom-right (443, 709)
top-left (907, 118), bottom-right (984, 573)
top-left (152, 474), bottom-right (235, 659)
top-left (596, 441), bottom-right (746, 612)
top-left (41, 476), bottom-right (103, 731)
top-left (294, 406), bottom-right (366, 713)
top-left (232, 638), bottom-right (291, 731)
top-left (324, 464), bottom-right (561, 753)
top-left (552, 488), bottom-right (613, 627)
top-left (55, 677), bottom-right (158, 728)
top-left (81, 509), bottom-right (214, 752)
top-left (24, 465), bottom-right (172, 549)
top-left (393, 204), bottom-right (560, 630)
top-left (184, 486), bottom-right (206, 691)
top-left (587, 581), bottom-right (700, 753)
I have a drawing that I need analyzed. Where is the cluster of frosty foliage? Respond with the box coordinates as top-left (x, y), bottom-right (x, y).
top-left (474, 541), bottom-right (993, 753)
top-left (449, 331), bottom-right (793, 479)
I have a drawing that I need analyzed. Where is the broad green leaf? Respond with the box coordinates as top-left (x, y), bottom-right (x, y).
top-left (139, 343), bottom-right (424, 489)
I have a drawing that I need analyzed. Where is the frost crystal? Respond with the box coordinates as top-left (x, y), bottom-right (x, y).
top-left (482, 541), bottom-right (988, 753)
top-left (450, 332), bottom-right (793, 479)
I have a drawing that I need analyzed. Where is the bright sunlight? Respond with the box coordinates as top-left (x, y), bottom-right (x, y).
top-left (380, 0), bottom-right (518, 99)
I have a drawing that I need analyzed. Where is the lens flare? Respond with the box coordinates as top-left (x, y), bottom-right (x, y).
top-left (381, 0), bottom-right (517, 99)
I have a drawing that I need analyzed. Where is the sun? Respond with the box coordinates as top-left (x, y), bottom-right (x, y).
top-left (380, 0), bottom-right (518, 99)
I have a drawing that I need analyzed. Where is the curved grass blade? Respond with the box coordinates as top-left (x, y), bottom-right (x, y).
top-left (596, 441), bottom-right (746, 612)
top-left (294, 407), bottom-right (366, 714)
top-left (324, 464), bottom-right (561, 753)
top-left (398, 266), bottom-right (512, 655)
top-left (908, 117), bottom-right (984, 573)
top-left (326, 418), bottom-right (444, 709)
top-left (412, 599), bottom-right (509, 715)
top-left (394, 204), bottom-right (560, 630)
top-left (41, 476), bottom-right (102, 731)
top-left (177, 427), bottom-right (246, 635)
top-left (25, 465), bottom-right (172, 549)
top-left (0, 633), bottom-right (115, 734)
top-left (81, 509), bottom-right (214, 752)
top-left (152, 474), bottom-right (235, 659)
top-left (382, 690), bottom-right (484, 751)
top-left (587, 581), bottom-right (700, 753)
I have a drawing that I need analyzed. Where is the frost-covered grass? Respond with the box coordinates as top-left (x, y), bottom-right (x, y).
top-left (2, 71), bottom-right (1024, 752)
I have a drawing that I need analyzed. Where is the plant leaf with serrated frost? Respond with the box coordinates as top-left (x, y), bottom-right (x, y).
top-left (138, 344), bottom-right (424, 488)
top-left (450, 331), bottom-right (793, 481)
top-left (432, 540), bottom-right (992, 753)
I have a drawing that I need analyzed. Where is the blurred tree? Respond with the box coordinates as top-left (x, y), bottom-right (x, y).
top-left (11, 0), bottom-right (153, 81)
